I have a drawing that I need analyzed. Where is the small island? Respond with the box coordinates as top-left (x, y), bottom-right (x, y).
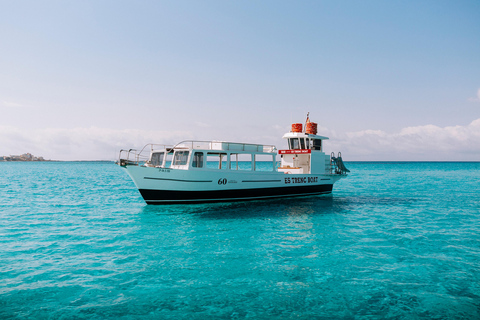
top-left (2, 153), bottom-right (47, 161)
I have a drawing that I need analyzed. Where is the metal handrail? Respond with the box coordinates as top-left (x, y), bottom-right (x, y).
top-left (329, 152), bottom-right (349, 175)
top-left (118, 140), bottom-right (277, 166)
top-left (168, 140), bottom-right (276, 152)
top-left (118, 144), bottom-right (169, 166)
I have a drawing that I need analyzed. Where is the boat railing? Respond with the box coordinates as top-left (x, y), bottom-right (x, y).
top-left (172, 140), bottom-right (277, 153)
top-left (329, 152), bottom-right (350, 175)
top-left (118, 144), bottom-right (172, 166)
top-left (118, 141), bottom-right (277, 166)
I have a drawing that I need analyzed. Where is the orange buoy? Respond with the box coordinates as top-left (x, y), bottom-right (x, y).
top-left (306, 122), bottom-right (317, 135)
top-left (291, 123), bottom-right (302, 132)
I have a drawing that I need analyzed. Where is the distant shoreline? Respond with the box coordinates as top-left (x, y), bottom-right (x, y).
top-left (2, 153), bottom-right (47, 162)
top-left (1, 160), bottom-right (113, 162)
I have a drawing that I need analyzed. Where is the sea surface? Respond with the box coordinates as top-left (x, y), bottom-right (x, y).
top-left (1, 161), bottom-right (479, 319)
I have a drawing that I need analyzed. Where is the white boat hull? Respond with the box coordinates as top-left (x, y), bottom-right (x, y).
top-left (124, 166), bottom-right (343, 204)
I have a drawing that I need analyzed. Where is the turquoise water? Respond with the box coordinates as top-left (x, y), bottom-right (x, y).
top-left (1, 161), bottom-right (479, 319)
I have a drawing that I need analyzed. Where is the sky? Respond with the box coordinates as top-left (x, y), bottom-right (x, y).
top-left (1, 0), bottom-right (479, 161)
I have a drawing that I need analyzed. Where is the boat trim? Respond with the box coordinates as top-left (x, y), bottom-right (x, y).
top-left (241, 179), bottom-right (283, 183)
top-left (144, 177), bottom-right (213, 183)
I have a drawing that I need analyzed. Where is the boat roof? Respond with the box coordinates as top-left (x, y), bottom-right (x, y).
top-left (282, 132), bottom-right (329, 140)
top-left (152, 140), bottom-right (277, 154)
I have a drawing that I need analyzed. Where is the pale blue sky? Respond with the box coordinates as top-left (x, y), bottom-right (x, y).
top-left (1, 1), bottom-right (479, 160)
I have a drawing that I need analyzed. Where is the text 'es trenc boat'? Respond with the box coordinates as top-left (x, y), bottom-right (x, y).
top-left (117, 115), bottom-right (349, 204)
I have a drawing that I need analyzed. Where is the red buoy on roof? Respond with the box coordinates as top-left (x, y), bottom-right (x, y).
top-left (306, 122), bottom-right (317, 135)
top-left (291, 123), bottom-right (302, 132)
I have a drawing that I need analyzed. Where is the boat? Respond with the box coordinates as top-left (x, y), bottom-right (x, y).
top-left (117, 115), bottom-right (349, 204)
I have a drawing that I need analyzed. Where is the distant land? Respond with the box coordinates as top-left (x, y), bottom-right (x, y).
top-left (1, 153), bottom-right (48, 161)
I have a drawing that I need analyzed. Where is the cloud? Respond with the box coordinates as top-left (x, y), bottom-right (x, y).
top-left (1, 120), bottom-right (480, 161)
top-left (1, 101), bottom-right (23, 108)
top-left (328, 119), bottom-right (480, 161)
top-left (468, 88), bottom-right (480, 102)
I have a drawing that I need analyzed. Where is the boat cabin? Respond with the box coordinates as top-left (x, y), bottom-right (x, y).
top-left (277, 122), bottom-right (330, 174)
top-left (144, 141), bottom-right (278, 172)
top-left (119, 118), bottom-right (336, 176)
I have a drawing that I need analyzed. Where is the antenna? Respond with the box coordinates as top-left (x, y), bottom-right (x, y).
top-left (304, 112), bottom-right (310, 132)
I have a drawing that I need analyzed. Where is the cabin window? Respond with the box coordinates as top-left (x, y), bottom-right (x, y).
top-left (173, 151), bottom-right (189, 166)
top-left (254, 154), bottom-right (274, 172)
top-left (229, 153), bottom-right (239, 170)
top-left (289, 138), bottom-right (300, 150)
top-left (312, 139), bottom-right (322, 151)
top-left (229, 153), bottom-right (252, 171)
top-left (206, 152), bottom-right (228, 170)
top-left (299, 138), bottom-right (306, 150)
top-left (150, 152), bottom-right (164, 167)
top-left (192, 152), bottom-right (204, 168)
top-left (164, 152), bottom-right (173, 168)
